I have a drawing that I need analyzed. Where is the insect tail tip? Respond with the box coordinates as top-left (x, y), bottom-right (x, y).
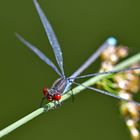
top-left (107, 37), bottom-right (117, 46)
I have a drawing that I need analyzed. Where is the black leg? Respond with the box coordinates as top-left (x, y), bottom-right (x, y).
top-left (53, 101), bottom-right (62, 109)
top-left (70, 90), bottom-right (75, 103)
top-left (39, 96), bottom-right (46, 107)
top-left (65, 89), bottom-right (75, 103)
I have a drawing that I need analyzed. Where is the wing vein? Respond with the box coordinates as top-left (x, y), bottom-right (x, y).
top-left (33, 0), bottom-right (65, 76)
top-left (16, 33), bottom-right (62, 76)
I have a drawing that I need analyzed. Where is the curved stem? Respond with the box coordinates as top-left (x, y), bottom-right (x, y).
top-left (0, 53), bottom-right (140, 138)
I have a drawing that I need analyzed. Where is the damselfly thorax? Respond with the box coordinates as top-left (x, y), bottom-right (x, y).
top-left (43, 77), bottom-right (72, 102)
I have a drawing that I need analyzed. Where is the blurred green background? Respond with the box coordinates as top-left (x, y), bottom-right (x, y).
top-left (0, 0), bottom-right (140, 140)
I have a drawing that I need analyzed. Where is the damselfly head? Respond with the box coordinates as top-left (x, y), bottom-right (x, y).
top-left (46, 93), bottom-right (61, 102)
top-left (43, 87), bottom-right (61, 101)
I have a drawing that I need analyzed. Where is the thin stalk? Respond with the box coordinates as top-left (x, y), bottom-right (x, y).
top-left (0, 52), bottom-right (140, 138)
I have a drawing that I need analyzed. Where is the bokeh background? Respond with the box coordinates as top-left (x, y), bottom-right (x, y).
top-left (0, 0), bottom-right (140, 140)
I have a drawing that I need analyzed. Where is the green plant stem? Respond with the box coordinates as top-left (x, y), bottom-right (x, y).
top-left (0, 53), bottom-right (140, 138)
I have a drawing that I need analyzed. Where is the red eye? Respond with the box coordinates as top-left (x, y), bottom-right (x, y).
top-left (53, 94), bottom-right (61, 101)
top-left (43, 87), bottom-right (49, 96)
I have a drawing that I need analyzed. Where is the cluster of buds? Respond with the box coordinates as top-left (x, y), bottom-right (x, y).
top-left (97, 44), bottom-right (140, 140)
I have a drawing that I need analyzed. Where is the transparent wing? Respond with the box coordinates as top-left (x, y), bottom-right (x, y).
top-left (73, 81), bottom-right (140, 106)
top-left (33, 0), bottom-right (65, 76)
top-left (69, 67), bottom-right (140, 79)
top-left (16, 33), bottom-right (62, 76)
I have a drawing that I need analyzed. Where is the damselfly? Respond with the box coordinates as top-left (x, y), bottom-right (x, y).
top-left (16, 0), bottom-right (140, 106)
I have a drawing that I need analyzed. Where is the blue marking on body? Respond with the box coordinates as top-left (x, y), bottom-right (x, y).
top-left (107, 37), bottom-right (117, 46)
